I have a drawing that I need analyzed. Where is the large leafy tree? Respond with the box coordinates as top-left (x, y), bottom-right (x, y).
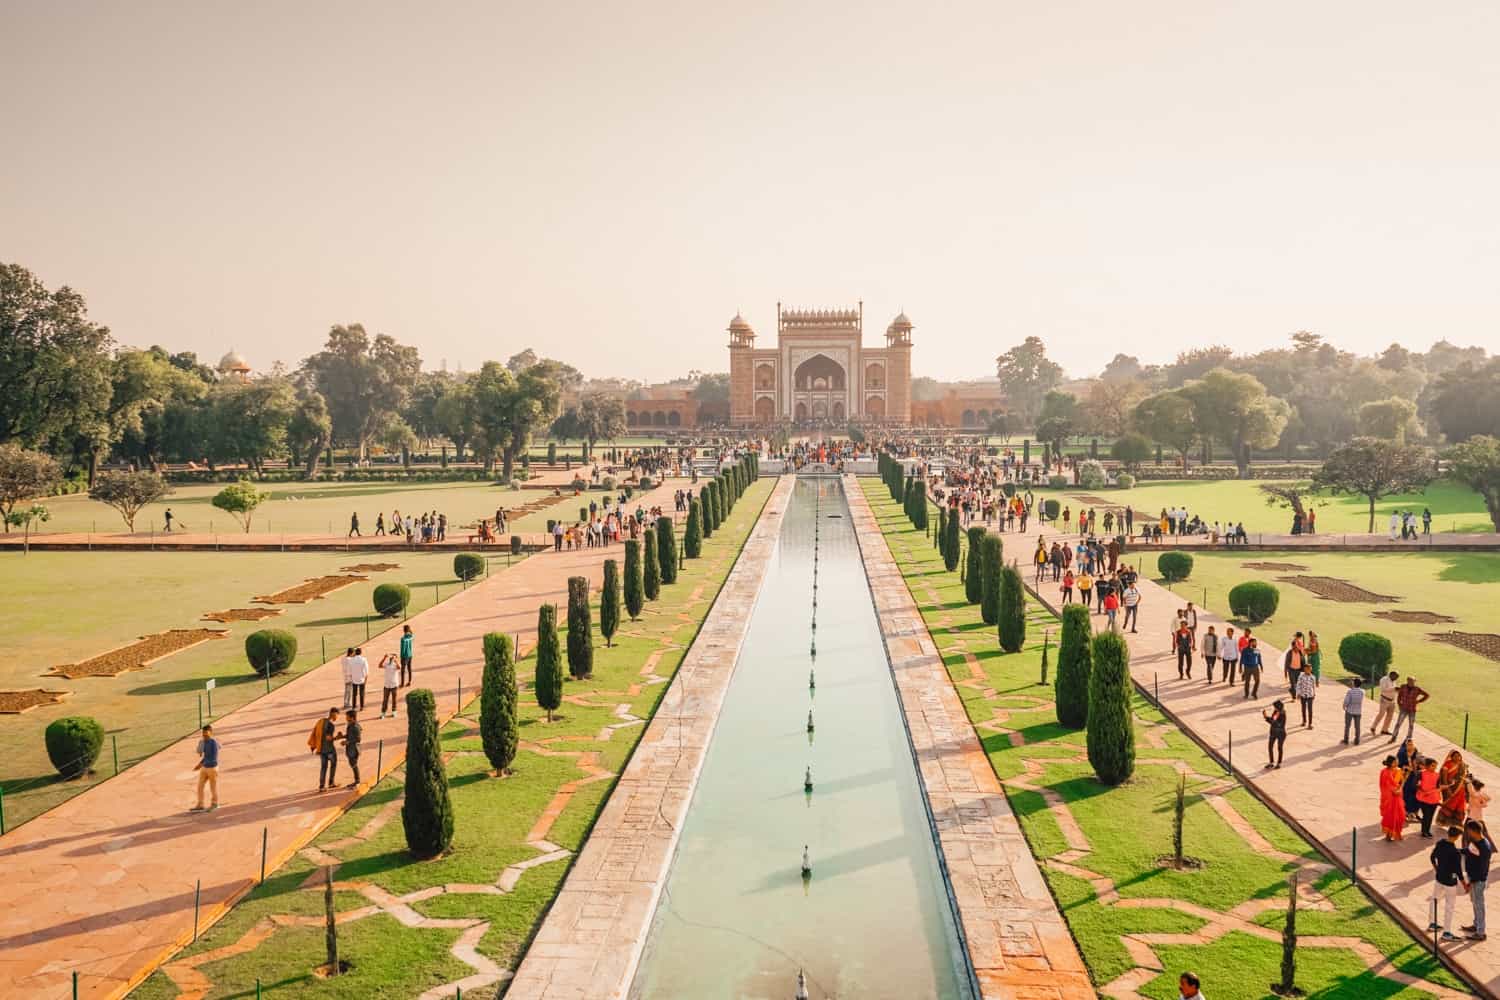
top-left (90, 470), bottom-right (171, 532)
top-left (286, 390), bottom-right (333, 478)
top-left (203, 378), bottom-right (296, 472)
top-left (994, 336), bottom-right (1063, 426)
top-left (499, 363), bottom-right (563, 480)
top-left (576, 395), bottom-right (626, 451)
top-left (0, 444), bottom-right (61, 532)
top-left (110, 349), bottom-right (210, 473)
top-left (1429, 359), bottom-right (1500, 443)
top-left (1180, 368), bottom-right (1290, 476)
top-left (1444, 436), bottom-right (1500, 532)
top-left (1033, 391), bottom-right (1079, 457)
top-left (1313, 437), bottom-right (1434, 533)
top-left (301, 324), bottom-right (421, 459)
top-left (433, 379), bottom-right (477, 461)
top-left (0, 263), bottom-right (113, 452)
top-left (1357, 396), bottom-right (1420, 445)
top-left (468, 362), bottom-right (517, 472)
top-left (1133, 389), bottom-right (1198, 467)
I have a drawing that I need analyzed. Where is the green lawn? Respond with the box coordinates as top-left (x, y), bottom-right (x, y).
top-left (1027, 477), bottom-right (1493, 536)
top-left (1175, 549), bottom-right (1500, 761)
top-left (27, 480), bottom-right (583, 537)
top-left (0, 547), bottom-right (524, 828)
top-left (129, 478), bottom-right (775, 999)
top-left (862, 479), bottom-right (1469, 1000)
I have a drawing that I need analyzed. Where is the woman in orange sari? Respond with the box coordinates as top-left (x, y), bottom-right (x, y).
top-left (1380, 756), bottom-right (1406, 841)
top-left (1438, 750), bottom-right (1470, 827)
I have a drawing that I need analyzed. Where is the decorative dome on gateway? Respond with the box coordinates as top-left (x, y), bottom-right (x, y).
top-left (218, 349), bottom-right (251, 373)
top-left (889, 312), bottom-right (912, 331)
top-left (728, 313), bottom-right (754, 333)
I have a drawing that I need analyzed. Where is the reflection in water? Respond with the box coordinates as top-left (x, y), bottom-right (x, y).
top-left (629, 479), bottom-right (972, 1000)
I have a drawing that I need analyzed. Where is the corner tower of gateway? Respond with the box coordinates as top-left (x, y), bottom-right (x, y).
top-left (728, 304), bottom-right (912, 426)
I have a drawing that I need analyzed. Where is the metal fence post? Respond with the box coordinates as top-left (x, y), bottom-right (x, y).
top-left (457, 678), bottom-right (462, 712)
top-left (377, 738), bottom-right (383, 778)
top-left (113, 735), bottom-right (120, 776)
top-left (198, 695), bottom-right (203, 729)
top-left (322, 636), bottom-right (327, 664)
top-left (261, 826), bottom-right (268, 883)
top-left (1228, 732), bottom-right (1233, 774)
top-left (1154, 673), bottom-right (1159, 703)
top-left (1464, 713), bottom-right (1470, 749)
top-left (193, 879), bottom-right (201, 941)
top-left (0, 786), bottom-right (6, 835)
top-left (365, 616), bottom-right (371, 642)
top-left (1351, 826), bottom-right (1358, 885)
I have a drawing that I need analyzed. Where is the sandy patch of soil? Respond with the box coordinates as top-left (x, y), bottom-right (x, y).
top-left (1069, 495), bottom-right (1116, 506)
top-left (1428, 632), bottom-right (1500, 664)
top-left (1243, 562), bottom-right (1309, 572)
top-left (1373, 610), bottom-right (1457, 625)
top-left (46, 629), bottom-right (230, 678)
top-left (0, 689), bottom-right (73, 713)
top-left (1275, 575), bottom-right (1398, 604)
top-left (338, 563), bottom-right (402, 573)
top-left (202, 608), bottom-right (285, 623)
top-left (254, 575), bottom-right (367, 604)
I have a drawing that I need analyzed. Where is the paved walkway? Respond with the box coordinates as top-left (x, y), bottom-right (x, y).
top-left (0, 480), bottom-right (689, 1000)
top-left (507, 476), bottom-right (795, 1000)
top-left (982, 513), bottom-right (1500, 997)
top-left (847, 479), bottom-right (1093, 999)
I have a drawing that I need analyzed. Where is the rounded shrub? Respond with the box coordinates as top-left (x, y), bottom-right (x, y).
top-left (373, 582), bottom-right (411, 617)
top-left (1228, 581), bottom-right (1280, 623)
top-left (453, 552), bottom-right (484, 581)
top-left (1114, 472), bottom-right (1136, 489)
top-left (45, 716), bottom-right (104, 779)
top-left (245, 629), bottom-right (298, 676)
top-left (1001, 482), bottom-right (1017, 497)
top-left (510, 535), bottom-right (522, 555)
top-left (1157, 551), bottom-right (1194, 582)
top-left (508, 477), bottom-right (523, 490)
top-left (639, 475), bottom-right (654, 490)
top-left (602, 475), bottom-right (617, 490)
top-left (1078, 460), bottom-right (1107, 489)
top-left (1338, 632), bottom-right (1393, 682)
top-left (1043, 498), bottom-right (1061, 520)
top-left (1049, 474), bottom-right (1069, 488)
top-left (571, 477), bottom-right (588, 492)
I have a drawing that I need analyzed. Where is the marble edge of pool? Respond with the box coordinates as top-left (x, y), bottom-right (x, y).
top-left (842, 474), bottom-right (1096, 1000)
top-left (505, 475), bottom-right (796, 1000)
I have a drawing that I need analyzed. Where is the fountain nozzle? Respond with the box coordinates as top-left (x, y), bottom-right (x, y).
top-left (795, 969), bottom-right (810, 1000)
top-left (801, 845), bottom-right (812, 877)
top-left (804, 765), bottom-right (813, 792)
top-left (806, 709), bottom-right (815, 732)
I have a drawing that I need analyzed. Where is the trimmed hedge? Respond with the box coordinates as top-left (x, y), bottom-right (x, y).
top-left (453, 552), bottom-right (484, 581)
top-left (1049, 475), bottom-right (1069, 488)
top-left (1228, 581), bottom-right (1280, 623)
top-left (998, 565), bottom-right (1026, 652)
top-left (965, 526), bottom-right (986, 605)
top-left (1338, 632), bottom-right (1393, 682)
top-left (1054, 604), bottom-right (1093, 728)
top-left (245, 629), bottom-right (298, 676)
top-left (401, 688), bottom-right (454, 858)
top-left (1157, 551), bottom-right (1194, 582)
top-left (1043, 499), bottom-right (1060, 520)
top-left (566, 575), bottom-right (593, 679)
top-left (373, 582), bottom-right (411, 617)
top-left (1114, 473), bottom-right (1136, 489)
top-left (479, 633), bottom-right (517, 774)
top-left (44, 716), bottom-right (104, 779)
top-left (1086, 631), bottom-right (1135, 786)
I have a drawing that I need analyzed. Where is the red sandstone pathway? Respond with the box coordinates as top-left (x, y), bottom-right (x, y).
top-left (0, 481), bottom-right (688, 1000)
top-left (984, 513), bottom-right (1500, 996)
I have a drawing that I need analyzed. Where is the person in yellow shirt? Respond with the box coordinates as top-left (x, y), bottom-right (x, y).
top-left (1077, 570), bottom-right (1094, 608)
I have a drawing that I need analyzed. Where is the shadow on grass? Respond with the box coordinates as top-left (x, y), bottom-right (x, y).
top-left (127, 672), bottom-right (264, 696)
top-left (296, 615), bottom-right (375, 629)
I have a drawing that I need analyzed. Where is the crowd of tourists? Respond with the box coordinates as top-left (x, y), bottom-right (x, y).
top-left (347, 508), bottom-right (450, 543)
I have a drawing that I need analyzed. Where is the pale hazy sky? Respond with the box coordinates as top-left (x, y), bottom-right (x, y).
top-left (5, 1), bottom-right (1498, 381)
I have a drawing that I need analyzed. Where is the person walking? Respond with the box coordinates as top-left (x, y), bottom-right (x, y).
top-left (1240, 638), bottom-right (1263, 699)
top-left (349, 512), bottom-right (361, 538)
top-left (1172, 622), bottom-right (1194, 679)
top-left (164, 508), bottom-right (175, 533)
top-left (1077, 569), bottom-right (1093, 611)
top-left (190, 725), bottom-right (219, 812)
top-left (1284, 631), bottom-right (1306, 695)
top-left (1417, 758), bottom-right (1442, 837)
top-left (380, 652), bottom-right (400, 717)
top-left (1184, 601), bottom-right (1198, 644)
top-left (1220, 626), bottom-right (1238, 685)
top-left (1341, 679), bottom-right (1365, 744)
top-left (1295, 663), bottom-right (1317, 728)
top-left (1104, 588), bottom-right (1120, 632)
top-left (1431, 825), bottom-right (1465, 940)
top-left (1380, 755), bottom-right (1406, 841)
top-left (1371, 671), bottom-right (1399, 735)
top-left (1263, 699), bottom-right (1288, 768)
top-left (400, 625), bottom-right (415, 686)
top-left (1390, 677), bottom-right (1430, 744)
top-left (1424, 507), bottom-right (1434, 536)
top-left (348, 647), bottom-right (368, 710)
top-left (341, 710), bottom-right (363, 787)
top-left (1463, 820), bottom-right (1492, 940)
top-left (1060, 569), bottom-right (1075, 604)
top-left (1122, 580), bottom-right (1141, 633)
top-left (310, 707), bottom-right (341, 791)
top-left (1201, 626), bottom-right (1219, 683)
top-left (340, 647), bottom-right (355, 710)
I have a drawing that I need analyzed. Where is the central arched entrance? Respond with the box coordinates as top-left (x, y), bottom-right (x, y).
top-left (794, 354), bottom-right (845, 390)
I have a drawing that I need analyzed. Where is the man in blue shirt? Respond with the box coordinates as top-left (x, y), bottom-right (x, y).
top-left (191, 725), bottom-right (219, 812)
top-left (1240, 639), bottom-right (1263, 699)
top-left (400, 625), bottom-right (415, 687)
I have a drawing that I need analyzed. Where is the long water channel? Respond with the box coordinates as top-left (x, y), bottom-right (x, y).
top-left (630, 477), bottom-right (973, 999)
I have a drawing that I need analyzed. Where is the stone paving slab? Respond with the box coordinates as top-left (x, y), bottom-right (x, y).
top-left (988, 513), bottom-right (1500, 998)
top-left (846, 477), bottom-right (1094, 1000)
top-left (0, 481), bottom-right (690, 1000)
top-left (505, 475), bottom-right (795, 1000)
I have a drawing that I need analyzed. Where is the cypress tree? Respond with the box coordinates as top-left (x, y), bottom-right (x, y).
top-left (600, 558), bottom-right (621, 647)
top-left (479, 633), bottom-right (517, 774)
top-left (998, 565), bottom-right (1026, 652)
top-left (965, 526), bottom-right (986, 604)
top-left (566, 575), bottom-right (593, 678)
top-left (943, 512), bottom-right (961, 572)
top-left (1054, 603), bottom-right (1093, 728)
top-left (401, 688), bottom-right (454, 858)
top-left (912, 478), bottom-right (928, 531)
top-left (903, 475), bottom-right (914, 520)
top-left (980, 534), bottom-right (1003, 625)
top-left (535, 604), bottom-right (563, 722)
top-left (699, 485), bottom-right (714, 536)
top-left (623, 539), bottom-right (644, 619)
top-left (643, 527), bottom-right (661, 600)
top-left (721, 475), bottom-right (733, 513)
top-left (684, 499), bottom-right (702, 558)
top-left (656, 515), bottom-right (677, 584)
top-left (889, 461), bottom-right (903, 501)
top-left (935, 505), bottom-right (946, 551)
top-left (1086, 631), bottom-right (1135, 786)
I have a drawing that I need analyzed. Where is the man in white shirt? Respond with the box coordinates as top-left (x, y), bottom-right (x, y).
top-left (340, 648), bottom-right (355, 710)
top-left (1122, 584), bottom-right (1141, 633)
top-left (380, 653), bottom-right (401, 718)
top-left (1371, 670), bottom-right (1399, 735)
top-left (348, 647), bottom-right (369, 711)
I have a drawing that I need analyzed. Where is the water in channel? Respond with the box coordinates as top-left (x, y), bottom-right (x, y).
top-left (630, 477), bottom-right (972, 999)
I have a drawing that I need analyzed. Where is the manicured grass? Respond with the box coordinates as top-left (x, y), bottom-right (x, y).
top-left (130, 479), bottom-right (775, 998)
top-left (863, 479), bottom-right (1468, 999)
top-left (0, 548), bottom-right (501, 828)
top-left (1178, 549), bottom-right (1500, 761)
top-left (1025, 477), bottom-right (1493, 535)
top-left (28, 479), bottom-right (582, 537)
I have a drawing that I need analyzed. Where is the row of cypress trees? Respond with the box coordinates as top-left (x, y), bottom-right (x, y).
top-left (1053, 603), bottom-right (1135, 785)
top-left (945, 523), bottom-right (1026, 653)
top-left (406, 458), bottom-right (765, 859)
